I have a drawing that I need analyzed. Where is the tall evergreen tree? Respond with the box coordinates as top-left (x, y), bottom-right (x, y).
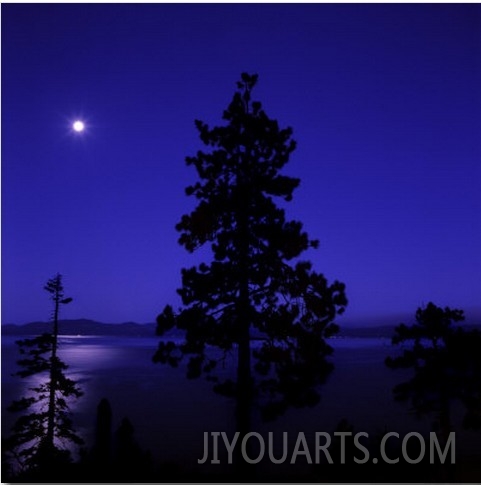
top-left (6, 274), bottom-right (83, 475)
top-left (154, 74), bottom-right (347, 436)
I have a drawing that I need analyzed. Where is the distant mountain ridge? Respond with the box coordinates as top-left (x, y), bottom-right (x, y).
top-left (2, 318), bottom-right (480, 339)
top-left (1, 319), bottom-right (157, 337)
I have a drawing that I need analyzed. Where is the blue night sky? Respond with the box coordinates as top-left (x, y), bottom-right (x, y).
top-left (2, 4), bottom-right (481, 325)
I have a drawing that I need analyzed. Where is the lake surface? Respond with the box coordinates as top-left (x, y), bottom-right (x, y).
top-left (2, 335), bottom-right (480, 473)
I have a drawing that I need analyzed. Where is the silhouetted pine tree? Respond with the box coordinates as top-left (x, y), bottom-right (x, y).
top-left (154, 73), bottom-right (347, 439)
top-left (112, 417), bottom-right (152, 481)
top-left (386, 302), bottom-right (481, 439)
top-left (89, 397), bottom-right (113, 478)
top-left (5, 274), bottom-right (83, 476)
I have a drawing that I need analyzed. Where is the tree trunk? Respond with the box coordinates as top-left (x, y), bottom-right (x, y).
top-left (237, 278), bottom-right (251, 437)
top-left (235, 172), bottom-right (252, 477)
top-left (46, 288), bottom-right (60, 454)
top-left (439, 396), bottom-right (455, 481)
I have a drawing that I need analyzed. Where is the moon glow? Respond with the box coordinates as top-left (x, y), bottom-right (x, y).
top-left (72, 120), bottom-right (85, 132)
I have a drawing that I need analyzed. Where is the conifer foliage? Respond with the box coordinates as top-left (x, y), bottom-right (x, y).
top-left (6, 274), bottom-right (83, 475)
top-left (154, 74), bottom-right (347, 429)
top-left (386, 302), bottom-right (481, 436)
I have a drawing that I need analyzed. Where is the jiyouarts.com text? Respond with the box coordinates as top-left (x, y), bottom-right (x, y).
top-left (198, 431), bottom-right (455, 465)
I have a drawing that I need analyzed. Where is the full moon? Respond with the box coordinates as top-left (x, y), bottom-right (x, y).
top-left (72, 120), bottom-right (85, 132)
